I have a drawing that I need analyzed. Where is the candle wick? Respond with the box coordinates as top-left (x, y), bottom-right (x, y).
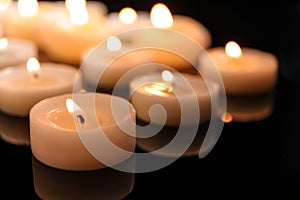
top-left (33, 73), bottom-right (39, 79)
top-left (77, 114), bottom-right (85, 125)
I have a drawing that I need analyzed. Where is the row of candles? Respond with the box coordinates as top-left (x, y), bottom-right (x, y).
top-left (0, 0), bottom-right (278, 171)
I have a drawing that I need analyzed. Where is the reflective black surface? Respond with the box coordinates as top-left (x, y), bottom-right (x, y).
top-left (1, 1), bottom-right (300, 199)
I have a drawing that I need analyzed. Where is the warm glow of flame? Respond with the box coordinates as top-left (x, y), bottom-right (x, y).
top-left (17, 0), bottom-right (39, 17)
top-left (225, 41), bottom-right (242, 58)
top-left (69, 6), bottom-right (89, 26)
top-left (150, 3), bottom-right (173, 28)
top-left (106, 36), bottom-right (122, 51)
top-left (145, 83), bottom-right (171, 96)
top-left (221, 113), bottom-right (233, 123)
top-left (66, 98), bottom-right (81, 113)
top-left (0, 0), bottom-right (12, 11)
top-left (161, 70), bottom-right (174, 83)
top-left (26, 57), bottom-right (40, 72)
top-left (119, 7), bottom-right (137, 24)
top-left (0, 38), bottom-right (8, 50)
top-left (65, 0), bottom-right (86, 11)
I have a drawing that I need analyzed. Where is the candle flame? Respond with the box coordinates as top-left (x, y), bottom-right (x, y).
top-left (161, 70), bottom-right (174, 83)
top-left (225, 41), bottom-right (242, 58)
top-left (66, 98), bottom-right (86, 126)
top-left (119, 7), bottom-right (137, 24)
top-left (0, 0), bottom-right (12, 11)
top-left (0, 37), bottom-right (8, 50)
top-left (26, 57), bottom-right (40, 73)
top-left (106, 36), bottom-right (122, 52)
top-left (150, 3), bottom-right (173, 28)
top-left (68, 0), bottom-right (89, 26)
top-left (17, 0), bottom-right (39, 17)
top-left (66, 98), bottom-right (81, 113)
top-left (65, 0), bottom-right (86, 11)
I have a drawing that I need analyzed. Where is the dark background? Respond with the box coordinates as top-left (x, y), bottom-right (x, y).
top-left (1, 1), bottom-right (300, 199)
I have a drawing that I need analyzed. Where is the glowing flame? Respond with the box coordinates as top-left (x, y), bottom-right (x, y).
top-left (17, 0), bottom-right (39, 17)
top-left (119, 7), bottom-right (137, 24)
top-left (162, 70), bottom-right (174, 83)
top-left (68, 0), bottom-right (89, 26)
top-left (66, 98), bottom-right (86, 126)
top-left (0, 0), bottom-right (12, 11)
top-left (150, 3), bottom-right (173, 28)
top-left (26, 57), bottom-right (40, 73)
top-left (0, 38), bottom-right (8, 51)
top-left (106, 36), bottom-right (122, 52)
top-left (65, 0), bottom-right (86, 11)
top-left (66, 98), bottom-right (81, 113)
top-left (225, 41), bottom-right (242, 58)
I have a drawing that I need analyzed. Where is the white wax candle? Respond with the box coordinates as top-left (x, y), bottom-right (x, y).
top-left (107, 9), bottom-right (150, 41)
top-left (198, 41), bottom-right (279, 95)
top-left (41, 1), bottom-right (109, 65)
top-left (2, 1), bottom-right (65, 48)
top-left (30, 93), bottom-right (136, 171)
top-left (130, 3), bottom-right (211, 72)
top-left (130, 71), bottom-right (220, 126)
top-left (0, 112), bottom-right (30, 146)
top-left (0, 60), bottom-right (82, 117)
top-left (81, 36), bottom-right (154, 92)
top-left (0, 37), bottom-right (38, 68)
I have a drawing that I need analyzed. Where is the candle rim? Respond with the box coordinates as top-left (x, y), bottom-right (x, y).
top-left (30, 93), bottom-right (136, 132)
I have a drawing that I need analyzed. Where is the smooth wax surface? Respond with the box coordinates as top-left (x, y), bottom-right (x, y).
top-left (199, 47), bottom-right (278, 95)
top-left (130, 72), bottom-right (219, 126)
top-left (0, 63), bottom-right (81, 117)
top-left (30, 93), bottom-right (136, 171)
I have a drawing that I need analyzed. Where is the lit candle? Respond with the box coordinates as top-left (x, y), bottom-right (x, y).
top-left (30, 93), bottom-right (136, 171)
top-left (2, 0), bottom-right (64, 48)
top-left (106, 7), bottom-right (150, 41)
top-left (198, 41), bottom-right (279, 95)
top-left (0, 37), bottom-right (38, 68)
top-left (129, 70), bottom-right (220, 126)
top-left (0, 57), bottom-right (82, 117)
top-left (81, 35), bottom-right (154, 92)
top-left (131, 3), bottom-right (212, 72)
top-left (0, 111), bottom-right (30, 146)
top-left (41, 0), bottom-right (109, 65)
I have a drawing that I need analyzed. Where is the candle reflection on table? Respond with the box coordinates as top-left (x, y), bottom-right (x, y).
top-left (224, 93), bottom-right (275, 122)
top-left (32, 156), bottom-right (135, 200)
top-left (0, 111), bottom-right (30, 146)
top-left (136, 120), bottom-right (212, 157)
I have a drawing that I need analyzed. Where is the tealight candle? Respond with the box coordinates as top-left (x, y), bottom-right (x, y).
top-left (30, 93), bottom-right (136, 171)
top-left (0, 37), bottom-right (38, 68)
top-left (106, 7), bottom-right (150, 41)
top-left (0, 57), bottom-right (82, 117)
top-left (130, 70), bottom-right (220, 126)
top-left (81, 36), bottom-right (155, 92)
top-left (41, 0), bottom-right (109, 65)
top-left (131, 3), bottom-right (212, 72)
top-left (2, 0), bottom-right (65, 48)
top-left (198, 41), bottom-right (279, 95)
